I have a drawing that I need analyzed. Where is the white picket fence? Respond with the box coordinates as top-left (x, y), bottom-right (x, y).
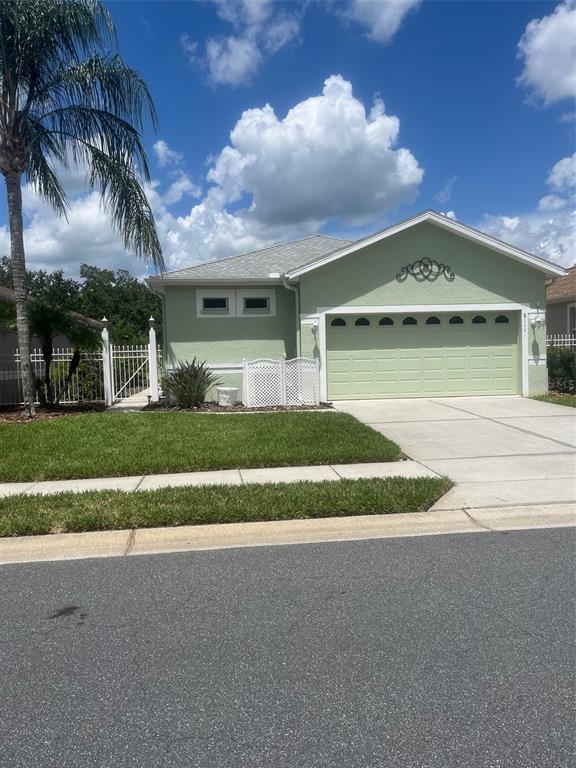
top-left (0, 319), bottom-right (162, 406)
top-left (0, 347), bottom-right (106, 405)
top-left (547, 334), bottom-right (576, 350)
top-left (243, 358), bottom-right (320, 407)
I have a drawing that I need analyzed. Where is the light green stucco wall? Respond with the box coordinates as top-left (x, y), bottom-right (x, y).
top-left (160, 223), bottom-right (552, 401)
top-left (164, 285), bottom-right (296, 367)
top-left (299, 222), bottom-right (546, 313)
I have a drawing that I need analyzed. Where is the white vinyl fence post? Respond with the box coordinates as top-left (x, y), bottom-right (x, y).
top-left (280, 358), bottom-right (287, 406)
top-left (243, 359), bottom-right (249, 407)
top-left (148, 316), bottom-right (159, 402)
top-left (101, 317), bottom-right (114, 406)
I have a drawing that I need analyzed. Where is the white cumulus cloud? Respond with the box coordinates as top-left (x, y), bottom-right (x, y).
top-left (153, 140), bottom-right (183, 167)
top-left (205, 36), bottom-right (262, 87)
top-left (481, 152), bottom-right (576, 267)
top-left (517, 0), bottom-right (576, 105)
top-left (188, 0), bottom-right (300, 87)
top-left (207, 75), bottom-right (423, 227)
top-left (1, 76), bottom-right (422, 275)
top-left (342, 0), bottom-right (421, 43)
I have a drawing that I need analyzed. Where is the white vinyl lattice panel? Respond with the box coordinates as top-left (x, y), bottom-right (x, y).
top-left (285, 358), bottom-right (320, 406)
top-left (547, 334), bottom-right (576, 350)
top-left (243, 358), bottom-right (319, 407)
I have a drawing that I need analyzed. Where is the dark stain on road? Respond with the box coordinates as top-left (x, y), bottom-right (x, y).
top-left (48, 605), bottom-right (88, 625)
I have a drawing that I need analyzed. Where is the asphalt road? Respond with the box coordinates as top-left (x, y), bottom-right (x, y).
top-left (0, 529), bottom-right (574, 768)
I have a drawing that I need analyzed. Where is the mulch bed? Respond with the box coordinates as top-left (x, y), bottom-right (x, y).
top-left (0, 402), bottom-right (108, 423)
top-left (142, 401), bottom-right (333, 413)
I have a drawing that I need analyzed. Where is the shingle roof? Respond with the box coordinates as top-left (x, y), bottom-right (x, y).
top-left (546, 265), bottom-right (576, 302)
top-left (155, 235), bottom-right (352, 282)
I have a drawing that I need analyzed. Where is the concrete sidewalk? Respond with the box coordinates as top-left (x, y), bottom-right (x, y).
top-left (0, 503), bottom-right (574, 565)
top-left (0, 460), bottom-right (439, 498)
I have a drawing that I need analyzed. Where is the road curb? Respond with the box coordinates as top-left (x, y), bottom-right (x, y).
top-left (0, 504), bottom-right (574, 565)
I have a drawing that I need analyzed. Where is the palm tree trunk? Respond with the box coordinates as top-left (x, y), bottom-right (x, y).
top-left (5, 171), bottom-right (35, 416)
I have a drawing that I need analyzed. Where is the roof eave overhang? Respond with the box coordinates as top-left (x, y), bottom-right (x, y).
top-left (546, 295), bottom-right (576, 305)
top-left (284, 211), bottom-right (566, 280)
top-left (147, 277), bottom-right (284, 288)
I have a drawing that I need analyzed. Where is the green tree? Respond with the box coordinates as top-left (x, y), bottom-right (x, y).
top-left (0, 0), bottom-right (163, 416)
top-left (0, 256), bottom-right (161, 344)
top-left (80, 264), bottom-right (161, 343)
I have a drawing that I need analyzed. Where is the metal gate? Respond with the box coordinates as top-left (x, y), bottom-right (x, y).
top-left (111, 345), bottom-right (150, 401)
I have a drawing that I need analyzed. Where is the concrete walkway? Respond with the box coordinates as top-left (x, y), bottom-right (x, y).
top-left (0, 503), bottom-right (574, 565)
top-left (0, 460), bottom-right (439, 498)
top-left (106, 389), bottom-right (149, 412)
top-left (335, 396), bottom-right (576, 511)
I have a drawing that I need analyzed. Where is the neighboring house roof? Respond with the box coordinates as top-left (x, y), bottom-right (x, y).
top-left (150, 235), bottom-right (351, 284)
top-left (0, 284), bottom-right (102, 330)
top-left (148, 209), bottom-right (565, 288)
top-left (546, 265), bottom-right (576, 304)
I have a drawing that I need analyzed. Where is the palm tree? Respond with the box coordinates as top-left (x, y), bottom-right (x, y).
top-left (0, 0), bottom-right (163, 416)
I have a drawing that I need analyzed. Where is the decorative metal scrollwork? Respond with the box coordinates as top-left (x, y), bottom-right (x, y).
top-left (396, 257), bottom-right (455, 283)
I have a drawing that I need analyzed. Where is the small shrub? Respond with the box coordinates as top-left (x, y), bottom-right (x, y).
top-left (161, 359), bottom-right (221, 408)
top-left (547, 346), bottom-right (576, 393)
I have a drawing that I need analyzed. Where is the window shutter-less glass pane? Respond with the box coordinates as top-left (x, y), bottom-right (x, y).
top-left (203, 297), bottom-right (228, 311)
top-left (244, 297), bottom-right (270, 311)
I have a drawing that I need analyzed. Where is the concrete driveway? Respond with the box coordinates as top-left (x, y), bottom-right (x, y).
top-left (336, 397), bottom-right (576, 511)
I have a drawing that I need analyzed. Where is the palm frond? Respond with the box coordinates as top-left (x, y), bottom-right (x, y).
top-left (34, 105), bottom-right (151, 181)
top-left (84, 142), bottom-right (163, 269)
top-left (38, 55), bottom-right (158, 131)
top-left (0, 0), bottom-right (163, 269)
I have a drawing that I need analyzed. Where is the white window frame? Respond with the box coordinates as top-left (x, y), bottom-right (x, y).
top-left (568, 302), bottom-right (576, 334)
top-left (196, 288), bottom-right (236, 318)
top-left (237, 288), bottom-right (276, 318)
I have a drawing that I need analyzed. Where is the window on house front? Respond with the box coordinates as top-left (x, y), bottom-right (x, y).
top-left (426, 316), bottom-right (441, 325)
top-left (331, 317), bottom-right (346, 327)
top-left (495, 314), bottom-right (509, 324)
top-left (243, 296), bottom-right (270, 313)
top-left (449, 316), bottom-right (464, 325)
top-left (379, 317), bottom-right (394, 326)
top-left (472, 315), bottom-right (487, 324)
top-left (202, 297), bottom-right (228, 312)
top-left (402, 316), bottom-right (417, 325)
top-left (355, 317), bottom-right (370, 326)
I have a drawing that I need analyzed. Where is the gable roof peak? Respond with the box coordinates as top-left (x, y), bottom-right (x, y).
top-left (285, 209), bottom-right (565, 279)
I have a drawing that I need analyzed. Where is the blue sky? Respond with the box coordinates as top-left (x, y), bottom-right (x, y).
top-left (1, 0), bottom-right (574, 275)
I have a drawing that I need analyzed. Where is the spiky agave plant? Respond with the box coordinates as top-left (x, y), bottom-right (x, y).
top-left (162, 361), bottom-right (222, 409)
top-left (0, 0), bottom-right (163, 415)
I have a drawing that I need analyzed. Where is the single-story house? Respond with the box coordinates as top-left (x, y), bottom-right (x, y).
top-left (148, 210), bottom-right (565, 402)
top-left (546, 265), bottom-right (575, 336)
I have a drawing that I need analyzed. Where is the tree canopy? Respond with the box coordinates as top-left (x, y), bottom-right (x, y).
top-left (0, 257), bottom-right (161, 344)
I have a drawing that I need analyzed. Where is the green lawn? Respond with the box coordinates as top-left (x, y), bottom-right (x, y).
top-left (0, 411), bottom-right (401, 482)
top-left (533, 394), bottom-right (576, 408)
top-left (0, 477), bottom-right (452, 537)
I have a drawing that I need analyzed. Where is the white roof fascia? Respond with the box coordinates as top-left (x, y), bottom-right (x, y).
top-left (284, 210), bottom-right (566, 279)
top-left (146, 277), bottom-right (284, 287)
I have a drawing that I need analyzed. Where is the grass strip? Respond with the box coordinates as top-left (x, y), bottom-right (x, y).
top-left (0, 411), bottom-right (401, 482)
top-left (0, 477), bottom-right (452, 537)
top-left (533, 394), bottom-right (576, 408)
